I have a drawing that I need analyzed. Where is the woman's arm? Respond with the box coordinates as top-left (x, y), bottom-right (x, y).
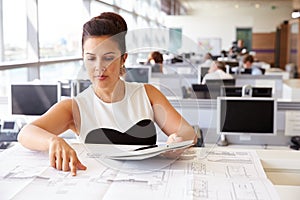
top-left (144, 84), bottom-right (197, 143)
top-left (18, 99), bottom-right (86, 175)
top-left (18, 99), bottom-right (76, 149)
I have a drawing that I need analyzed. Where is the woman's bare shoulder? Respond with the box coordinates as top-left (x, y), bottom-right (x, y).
top-left (45, 98), bottom-right (79, 116)
top-left (144, 84), bottom-right (168, 104)
top-left (144, 83), bottom-right (159, 93)
top-left (144, 84), bottom-right (159, 97)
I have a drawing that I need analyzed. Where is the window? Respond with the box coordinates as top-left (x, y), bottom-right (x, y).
top-left (116, 0), bottom-right (135, 12)
top-left (2, 0), bottom-right (27, 62)
top-left (119, 10), bottom-right (136, 30)
top-left (90, 1), bottom-right (114, 17)
top-left (38, 0), bottom-right (87, 59)
top-left (0, 0), bottom-right (167, 99)
top-left (40, 61), bottom-right (83, 82)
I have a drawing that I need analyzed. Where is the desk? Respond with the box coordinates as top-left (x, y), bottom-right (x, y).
top-left (283, 79), bottom-right (300, 100)
top-left (212, 145), bottom-right (300, 200)
top-left (1, 143), bottom-right (299, 200)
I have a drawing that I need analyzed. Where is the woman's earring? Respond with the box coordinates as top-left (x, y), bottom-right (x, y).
top-left (120, 65), bottom-right (126, 75)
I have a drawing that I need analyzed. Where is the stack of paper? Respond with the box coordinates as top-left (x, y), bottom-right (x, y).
top-left (107, 140), bottom-right (194, 160)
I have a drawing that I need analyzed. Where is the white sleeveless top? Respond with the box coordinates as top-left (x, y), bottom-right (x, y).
top-left (74, 81), bottom-right (154, 143)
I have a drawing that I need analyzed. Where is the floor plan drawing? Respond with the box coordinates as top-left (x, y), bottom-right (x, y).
top-left (0, 143), bottom-right (280, 200)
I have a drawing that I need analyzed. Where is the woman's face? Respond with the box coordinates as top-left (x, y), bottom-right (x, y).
top-left (244, 61), bottom-right (252, 69)
top-left (83, 36), bottom-right (125, 90)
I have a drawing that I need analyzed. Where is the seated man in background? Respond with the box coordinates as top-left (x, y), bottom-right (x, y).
top-left (243, 54), bottom-right (263, 75)
top-left (229, 39), bottom-right (247, 58)
top-left (202, 61), bottom-right (233, 84)
top-left (147, 51), bottom-right (163, 73)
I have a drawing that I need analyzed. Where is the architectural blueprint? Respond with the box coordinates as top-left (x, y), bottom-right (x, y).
top-left (0, 143), bottom-right (280, 200)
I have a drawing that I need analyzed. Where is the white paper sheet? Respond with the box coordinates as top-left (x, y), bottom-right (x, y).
top-left (0, 143), bottom-right (280, 200)
top-left (0, 144), bottom-right (49, 199)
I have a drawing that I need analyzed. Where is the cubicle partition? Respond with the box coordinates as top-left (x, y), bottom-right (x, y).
top-left (150, 73), bottom-right (197, 98)
top-left (168, 98), bottom-right (300, 146)
top-left (233, 74), bottom-right (283, 98)
top-left (162, 63), bottom-right (197, 75)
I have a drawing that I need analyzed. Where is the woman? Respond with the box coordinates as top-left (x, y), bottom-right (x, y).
top-left (147, 51), bottom-right (163, 73)
top-left (18, 12), bottom-right (196, 176)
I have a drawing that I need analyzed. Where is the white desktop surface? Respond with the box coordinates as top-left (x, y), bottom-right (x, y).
top-left (210, 144), bottom-right (300, 200)
top-left (1, 143), bottom-right (299, 200)
top-left (283, 79), bottom-right (300, 100)
top-left (275, 185), bottom-right (300, 200)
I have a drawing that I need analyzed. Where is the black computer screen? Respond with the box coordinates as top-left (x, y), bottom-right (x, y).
top-left (192, 79), bottom-right (235, 99)
top-left (192, 84), bottom-right (210, 99)
top-left (198, 66), bottom-right (209, 82)
top-left (78, 80), bottom-right (92, 93)
top-left (125, 67), bottom-right (151, 83)
top-left (221, 86), bottom-right (272, 97)
top-left (205, 79), bottom-right (236, 87)
top-left (11, 84), bottom-right (58, 115)
top-left (3, 121), bottom-right (15, 129)
top-left (218, 98), bottom-right (275, 135)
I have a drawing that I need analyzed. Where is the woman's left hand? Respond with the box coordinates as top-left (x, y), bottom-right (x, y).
top-left (162, 133), bottom-right (186, 159)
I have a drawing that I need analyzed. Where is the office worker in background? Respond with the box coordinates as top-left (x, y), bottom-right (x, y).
top-left (243, 54), bottom-right (263, 75)
top-left (236, 39), bottom-right (247, 55)
top-left (229, 39), bottom-right (247, 58)
top-left (147, 51), bottom-right (164, 73)
top-left (198, 52), bottom-right (213, 76)
top-left (201, 61), bottom-right (233, 84)
top-left (201, 52), bottom-right (213, 66)
top-left (18, 12), bottom-right (196, 176)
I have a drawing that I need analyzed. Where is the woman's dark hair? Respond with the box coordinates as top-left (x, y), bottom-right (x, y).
top-left (148, 51), bottom-right (163, 64)
top-left (82, 12), bottom-right (127, 55)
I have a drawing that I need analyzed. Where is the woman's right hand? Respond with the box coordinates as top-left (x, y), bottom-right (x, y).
top-left (48, 137), bottom-right (87, 176)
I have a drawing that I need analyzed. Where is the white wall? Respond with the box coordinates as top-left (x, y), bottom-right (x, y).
top-left (164, 0), bottom-right (293, 54)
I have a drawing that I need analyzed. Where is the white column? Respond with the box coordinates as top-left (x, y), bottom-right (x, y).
top-left (26, 0), bottom-right (39, 81)
top-left (0, 0), bottom-right (4, 62)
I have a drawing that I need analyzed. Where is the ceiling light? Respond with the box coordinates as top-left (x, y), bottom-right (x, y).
top-left (292, 10), bottom-right (300, 18)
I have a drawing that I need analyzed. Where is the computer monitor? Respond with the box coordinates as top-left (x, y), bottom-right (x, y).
top-left (191, 84), bottom-right (210, 99)
top-left (221, 86), bottom-right (272, 97)
top-left (10, 83), bottom-right (59, 116)
top-left (124, 66), bottom-right (151, 83)
top-left (192, 79), bottom-right (235, 99)
top-left (241, 68), bottom-right (252, 74)
top-left (205, 79), bottom-right (236, 87)
top-left (58, 80), bottom-right (73, 97)
top-left (73, 79), bottom-right (92, 96)
top-left (198, 66), bottom-right (210, 83)
top-left (1, 121), bottom-right (19, 133)
top-left (217, 97), bottom-right (276, 135)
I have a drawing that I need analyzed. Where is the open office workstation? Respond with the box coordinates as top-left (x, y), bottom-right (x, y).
top-left (1, 48), bottom-right (300, 198)
top-left (1, 49), bottom-right (300, 200)
top-left (1, 65), bottom-right (300, 199)
top-left (1, 0), bottom-right (300, 199)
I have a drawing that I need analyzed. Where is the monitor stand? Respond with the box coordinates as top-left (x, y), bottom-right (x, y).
top-left (217, 134), bottom-right (228, 146)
